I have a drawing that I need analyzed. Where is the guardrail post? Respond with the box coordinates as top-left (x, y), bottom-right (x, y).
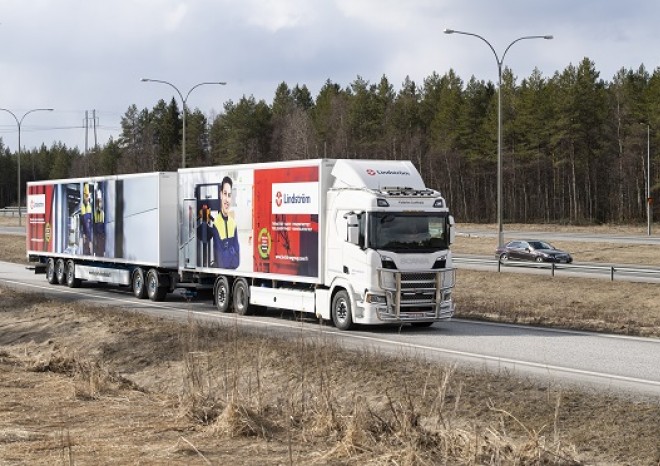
top-left (497, 259), bottom-right (501, 273)
top-left (551, 263), bottom-right (555, 277)
top-left (611, 266), bottom-right (614, 281)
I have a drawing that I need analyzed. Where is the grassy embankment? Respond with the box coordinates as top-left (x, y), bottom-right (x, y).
top-left (1, 225), bottom-right (659, 463)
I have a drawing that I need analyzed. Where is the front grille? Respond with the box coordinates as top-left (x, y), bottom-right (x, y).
top-left (377, 268), bottom-right (456, 321)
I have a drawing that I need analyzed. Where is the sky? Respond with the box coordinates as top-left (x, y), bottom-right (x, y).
top-left (1, 0), bottom-right (659, 153)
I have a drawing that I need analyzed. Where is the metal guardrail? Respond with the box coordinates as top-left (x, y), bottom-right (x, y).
top-left (453, 255), bottom-right (660, 282)
top-left (0, 207), bottom-right (24, 217)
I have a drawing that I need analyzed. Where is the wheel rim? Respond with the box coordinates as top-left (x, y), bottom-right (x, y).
top-left (217, 282), bottom-right (228, 309)
top-left (335, 298), bottom-right (348, 323)
top-left (134, 275), bottom-right (142, 293)
top-left (67, 262), bottom-right (74, 283)
top-left (56, 260), bottom-right (64, 280)
top-left (234, 279), bottom-right (250, 315)
top-left (47, 260), bottom-right (55, 281)
top-left (218, 287), bottom-right (226, 305)
top-left (235, 285), bottom-right (246, 312)
top-left (148, 274), bottom-right (157, 295)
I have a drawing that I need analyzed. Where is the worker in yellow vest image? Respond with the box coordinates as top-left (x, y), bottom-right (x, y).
top-left (94, 188), bottom-right (106, 257)
top-left (210, 176), bottom-right (240, 269)
top-left (80, 183), bottom-right (93, 255)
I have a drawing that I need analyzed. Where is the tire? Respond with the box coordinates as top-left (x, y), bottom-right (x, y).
top-left (214, 276), bottom-right (231, 313)
top-left (46, 258), bottom-right (57, 284)
top-left (411, 321), bottom-right (434, 328)
top-left (331, 289), bottom-right (354, 330)
top-left (232, 278), bottom-right (251, 316)
top-left (132, 268), bottom-right (147, 299)
top-left (146, 268), bottom-right (167, 302)
top-left (535, 256), bottom-right (544, 263)
top-left (55, 259), bottom-right (66, 285)
top-left (500, 253), bottom-right (509, 263)
top-left (65, 260), bottom-right (81, 288)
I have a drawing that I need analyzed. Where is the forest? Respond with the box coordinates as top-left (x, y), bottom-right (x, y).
top-left (1, 57), bottom-right (659, 225)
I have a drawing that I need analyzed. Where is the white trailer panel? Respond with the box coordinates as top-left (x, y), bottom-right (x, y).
top-left (178, 159), bottom-right (334, 284)
top-left (26, 172), bottom-right (178, 268)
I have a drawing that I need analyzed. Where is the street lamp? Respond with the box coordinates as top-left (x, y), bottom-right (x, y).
top-left (0, 107), bottom-right (54, 227)
top-left (641, 123), bottom-right (652, 236)
top-left (444, 29), bottom-right (553, 247)
top-left (141, 78), bottom-right (226, 168)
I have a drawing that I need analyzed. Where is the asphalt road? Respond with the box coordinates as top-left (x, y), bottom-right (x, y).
top-left (0, 226), bottom-right (24, 236)
top-left (1, 259), bottom-right (659, 398)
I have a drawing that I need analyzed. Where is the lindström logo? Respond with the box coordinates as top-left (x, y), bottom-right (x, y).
top-left (365, 168), bottom-right (411, 176)
top-left (27, 194), bottom-right (46, 214)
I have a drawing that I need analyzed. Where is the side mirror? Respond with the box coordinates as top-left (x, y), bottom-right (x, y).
top-left (448, 215), bottom-right (456, 245)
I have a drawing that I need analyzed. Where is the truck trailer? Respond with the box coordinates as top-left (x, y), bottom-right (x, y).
top-left (26, 159), bottom-right (456, 330)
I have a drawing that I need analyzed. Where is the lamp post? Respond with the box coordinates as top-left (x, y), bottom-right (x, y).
top-left (0, 107), bottom-right (54, 227)
top-left (141, 78), bottom-right (226, 168)
top-left (643, 123), bottom-right (652, 236)
top-left (444, 29), bottom-right (553, 248)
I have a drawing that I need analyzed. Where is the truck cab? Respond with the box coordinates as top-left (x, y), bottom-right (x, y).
top-left (321, 160), bottom-right (455, 329)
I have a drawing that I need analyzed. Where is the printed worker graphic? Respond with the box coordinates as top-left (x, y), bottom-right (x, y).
top-left (93, 188), bottom-right (106, 257)
top-left (80, 183), bottom-right (93, 255)
top-left (210, 176), bottom-right (240, 269)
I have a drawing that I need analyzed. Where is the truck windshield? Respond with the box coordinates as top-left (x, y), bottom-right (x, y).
top-left (368, 212), bottom-right (449, 252)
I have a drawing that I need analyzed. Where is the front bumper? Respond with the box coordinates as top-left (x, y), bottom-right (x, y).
top-left (354, 268), bottom-right (456, 325)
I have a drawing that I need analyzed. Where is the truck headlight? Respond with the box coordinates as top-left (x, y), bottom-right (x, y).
top-left (365, 293), bottom-right (387, 304)
top-left (381, 256), bottom-right (397, 269)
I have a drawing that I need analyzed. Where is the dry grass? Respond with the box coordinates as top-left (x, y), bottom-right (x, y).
top-left (1, 291), bottom-right (659, 464)
top-left (455, 270), bottom-right (660, 337)
top-left (2, 225), bottom-right (660, 463)
top-left (0, 216), bottom-right (22, 227)
top-left (0, 234), bottom-right (26, 264)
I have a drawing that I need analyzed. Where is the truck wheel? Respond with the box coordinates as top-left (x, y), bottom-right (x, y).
top-left (332, 289), bottom-right (354, 330)
top-left (46, 258), bottom-right (57, 284)
top-left (233, 278), bottom-right (251, 316)
top-left (132, 268), bottom-right (147, 299)
top-left (214, 276), bottom-right (231, 313)
top-left (65, 260), bottom-right (81, 288)
top-left (146, 269), bottom-right (167, 301)
top-left (55, 259), bottom-right (66, 285)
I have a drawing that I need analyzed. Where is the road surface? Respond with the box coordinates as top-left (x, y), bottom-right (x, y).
top-left (1, 259), bottom-right (659, 398)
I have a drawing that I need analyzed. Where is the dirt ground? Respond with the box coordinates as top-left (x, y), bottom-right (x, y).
top-left (2, 226), bottom-right (660, 464)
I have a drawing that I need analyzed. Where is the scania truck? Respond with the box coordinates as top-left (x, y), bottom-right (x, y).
top-left (26, 159), bottom-right (456, 330)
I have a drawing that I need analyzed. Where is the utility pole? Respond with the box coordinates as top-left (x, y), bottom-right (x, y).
top-left (84, 111), bottom-right (89, 156)
top-left (93, 109), bottom-right (98, 149)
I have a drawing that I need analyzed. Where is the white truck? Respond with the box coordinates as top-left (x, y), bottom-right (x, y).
top-left (26, 159), bottom-right (456, 330)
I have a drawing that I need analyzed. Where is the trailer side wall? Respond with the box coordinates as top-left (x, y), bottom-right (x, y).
top-left (178, 160), bottom-right (326, 284)
top-left (26, 172), bottom-right (178, 268)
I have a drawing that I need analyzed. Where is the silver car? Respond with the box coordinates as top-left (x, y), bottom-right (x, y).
top-left (495, 240), bottom-right (573, 263)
